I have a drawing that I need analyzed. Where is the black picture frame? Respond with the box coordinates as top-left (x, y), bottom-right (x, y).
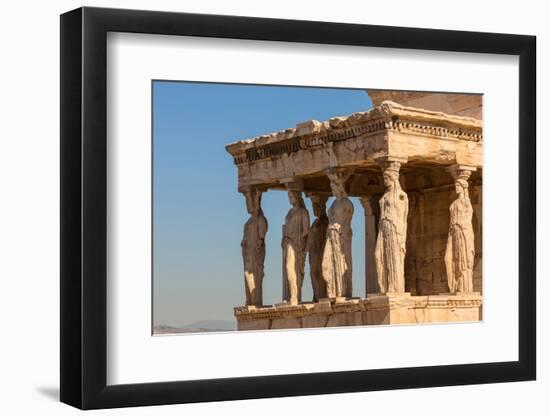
top-left (60, 6), bottom-right (536, 410)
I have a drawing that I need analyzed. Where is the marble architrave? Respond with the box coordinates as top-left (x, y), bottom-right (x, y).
top-left (225, 101), bottom-right (482, 189)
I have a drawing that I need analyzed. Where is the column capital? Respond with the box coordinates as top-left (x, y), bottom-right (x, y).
top-left (375, 156), bottom-right (408, 171)
top-left (447, 164), bottom-right (476, 181)
top-left (305, 192), bottom-right (330, 205)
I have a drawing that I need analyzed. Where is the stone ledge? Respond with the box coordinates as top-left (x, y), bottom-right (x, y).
top-left (234, 293), bottom-right (482, 330)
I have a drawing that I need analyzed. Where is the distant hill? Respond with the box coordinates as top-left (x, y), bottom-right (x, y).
top-left (153, 319), bottom-right (236, 335)
top-left (185, 320), bottom-right (236, 330)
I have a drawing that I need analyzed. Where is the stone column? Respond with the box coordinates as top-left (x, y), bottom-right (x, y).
top-left (240, 187), bottom-right (268, 306)
top-left (374, 157), bottom-right (409, 294)
top-left (444, 165), bottom-right (477, 294)
top-left (322, 168), bottom-right (354, 298)
top-left (282, 181), bottom-right (310, 305)
top-left (359, 196), bottom-right (380, 296)
top-left (306, 193), bottom-right (330, 302)
top-left (471, 182), bottom-right (483, 293)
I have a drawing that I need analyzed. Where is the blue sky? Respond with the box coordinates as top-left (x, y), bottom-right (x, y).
top-left (153, 81), bottom-right (373, 327)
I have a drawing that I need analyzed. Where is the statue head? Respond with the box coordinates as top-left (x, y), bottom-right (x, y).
top-left (330, 180), bottom-right (346, 198)
top-left (244, 190), bottom-right (262, 215)
top-left (455, 178), bottom-right (469, 197)
top-left (326, 169), bottom-right (350, 198)
top-left (448, 166), bottom-right (474, 198)
top-left (380, 160), bottom-right (402, 191)
top-left (288, 190), bottom-right (303, 208)
top-left (383, 170), bottom-right (400, 190)
top-left (309, 194), bottom-right (328, 217)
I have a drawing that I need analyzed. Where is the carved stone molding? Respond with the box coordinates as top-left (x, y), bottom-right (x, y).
top-left (226, 101), bottom-right (483, 166)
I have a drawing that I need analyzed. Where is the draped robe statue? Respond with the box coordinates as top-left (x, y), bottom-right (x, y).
top-left (375, 166), bottom-right (408, 293)
top-left (322, 171), bottom-right (354, 298)
top-left (306, 195), bottom-right (329, 301)
top-left (445, 178), bottom-right (475, 293)
top-left (282, 191), bottom-right (310, 305)
top-left (241, 190), bottom-right (268, 306)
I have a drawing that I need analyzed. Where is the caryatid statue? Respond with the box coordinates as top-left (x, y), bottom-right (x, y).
top-left (375, 160), bottom-right (409, 293)
top-left (322, 169), bottom-right (354, 298)
top-left (282, 188), bottom-right (310, 305)
top-left (444, 167), bottom-right (476, 293)
top-left (241, 189), bottom-right (268, 306)
top-left (306, 194), bottom-right (329, 302)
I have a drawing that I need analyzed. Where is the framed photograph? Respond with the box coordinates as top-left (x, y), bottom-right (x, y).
top-left (60, 6), bottom-right (536, 410)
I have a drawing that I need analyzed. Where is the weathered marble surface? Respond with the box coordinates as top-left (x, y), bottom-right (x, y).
top-left (322, 170), bottom-right (354, 298)
top-left (241, 189), bottom-right (268, 306)
top-left (282, 190), bottom-right (310, 305)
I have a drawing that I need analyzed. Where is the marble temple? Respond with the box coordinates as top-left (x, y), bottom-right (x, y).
top-left (225, 91), bottom-right (483, 330)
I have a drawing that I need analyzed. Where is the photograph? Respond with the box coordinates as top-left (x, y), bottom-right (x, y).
top-left (152, 83), bottom-right (483, 334)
